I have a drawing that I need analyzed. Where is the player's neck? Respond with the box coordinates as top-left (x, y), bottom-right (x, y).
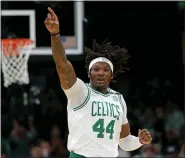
top-left (89, 83), bottom-right (108, 94)
top-left (96, 87), bottom-right (108, 94)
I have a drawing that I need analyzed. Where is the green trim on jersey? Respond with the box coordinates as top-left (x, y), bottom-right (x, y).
top-left (73, 84), bottom-right (91, 111)
top-left (70, 151), bottom-right (86, 158)
top-left (87, 84), bottom-right (111, 97)
top-left (118, 94), bottom-right (124, 111)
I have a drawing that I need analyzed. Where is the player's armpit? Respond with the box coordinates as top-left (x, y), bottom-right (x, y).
top-left (52, 35), bottom-right (77, 89)
top-left (120, 123), bottom-right (131, 139)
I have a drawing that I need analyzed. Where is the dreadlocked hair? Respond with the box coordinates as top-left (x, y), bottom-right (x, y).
top-left (85, 39), bottom-right (130, 80)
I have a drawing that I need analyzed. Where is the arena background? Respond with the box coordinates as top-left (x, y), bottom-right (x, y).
top-left (1, 1), bottom-right (185, 158)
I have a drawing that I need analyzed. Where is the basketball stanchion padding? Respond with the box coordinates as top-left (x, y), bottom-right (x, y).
top-left (1, 38), bottom-right (33, 87)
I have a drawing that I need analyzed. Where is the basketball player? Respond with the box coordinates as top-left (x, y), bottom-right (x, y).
top-left (44, 7), bottom-right (152, 157)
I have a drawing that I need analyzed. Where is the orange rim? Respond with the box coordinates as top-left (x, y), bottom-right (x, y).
top-left (1, 38), bottom-right (33, 56)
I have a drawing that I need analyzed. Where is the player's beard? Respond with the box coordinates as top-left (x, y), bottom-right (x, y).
top-left (95, 85), bottom-right (108, 94)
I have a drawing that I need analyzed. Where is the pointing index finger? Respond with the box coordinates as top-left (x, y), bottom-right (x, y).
top-left (48, 7), bottom-right (56, 16)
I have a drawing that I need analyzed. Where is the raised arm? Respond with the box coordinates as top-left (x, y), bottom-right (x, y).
top-left (44, 7), bottom-right (76, 89)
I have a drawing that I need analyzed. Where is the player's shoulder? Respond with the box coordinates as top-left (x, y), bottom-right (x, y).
top-left (109, 88), bottom-right (126, 102)
top-left (76, 78), bottom-right (89, 88)
top-left (77, 78), bottom-right (89, 85)
top-left (63, 77), bottom-right (89, 98)
top-left (109, 88), bottom-right (120, 95)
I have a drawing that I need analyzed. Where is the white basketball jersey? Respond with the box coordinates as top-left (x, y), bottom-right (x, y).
top-left (63, 78), bottom-right (128, 157)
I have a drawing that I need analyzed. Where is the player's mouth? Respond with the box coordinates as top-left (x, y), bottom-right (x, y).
top-left (96, 78), bottom-right (105, 83)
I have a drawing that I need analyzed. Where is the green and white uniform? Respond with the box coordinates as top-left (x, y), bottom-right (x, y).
top-left (63, 78), bottom-right (128, 157)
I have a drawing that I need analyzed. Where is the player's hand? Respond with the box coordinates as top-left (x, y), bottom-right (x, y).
top-left (138, 129), bottom-right (152, 144)
top-left (44, 7), bottom-right (60, 34)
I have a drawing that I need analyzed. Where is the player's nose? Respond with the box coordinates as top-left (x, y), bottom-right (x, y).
top-left (97, 70), bottom-right (105, 76)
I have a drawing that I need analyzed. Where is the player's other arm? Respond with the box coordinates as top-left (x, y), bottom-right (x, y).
top-left (44, 7), bottom-right (76, 89)
top-left (119, 96), bottom-right (152, 151)
top-left (119, 123), bottom-right (143, 151)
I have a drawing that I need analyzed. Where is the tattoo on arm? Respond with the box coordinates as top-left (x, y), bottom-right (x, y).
top-left (51, 34), bottom-right (67, 64)
top-left (51, 34), bottom-right (76, 89)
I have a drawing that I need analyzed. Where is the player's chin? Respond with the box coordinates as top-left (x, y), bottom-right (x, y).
top-left (95, 83), bottom-right (107, 91)
top-left (95, 81), bottom-right (105, 87)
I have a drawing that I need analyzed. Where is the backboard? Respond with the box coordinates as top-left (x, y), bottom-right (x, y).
top-left (1, 1), bottom-right (84, 55)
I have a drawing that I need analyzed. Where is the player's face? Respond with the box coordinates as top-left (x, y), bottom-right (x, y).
top-left (89, 62), bottom-right (113, 90)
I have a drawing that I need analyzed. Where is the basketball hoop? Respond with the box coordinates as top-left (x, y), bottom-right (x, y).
top-left (1, 38), bottom-right (33, 87)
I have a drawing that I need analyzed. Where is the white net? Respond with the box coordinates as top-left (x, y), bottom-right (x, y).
top-left (1, 39), bottom-right (33, 87)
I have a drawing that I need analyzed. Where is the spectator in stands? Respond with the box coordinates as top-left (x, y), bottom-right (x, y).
top-left (165, 145), bottom-right (179, 158)
top-left (39, 139), bottom-right (52, 158)
top-left (9, 114), bottom-right (37, 157)
top-left (165, 100), bottom-right (184, 143)
top-left (50, 125), bottom-right (69, 157)
top-left (133, 144), bottom-right (161, 157)
top-left (1, 114), bottom-right (12, 158)
top-left (30, 145), bottom-right (42, 158)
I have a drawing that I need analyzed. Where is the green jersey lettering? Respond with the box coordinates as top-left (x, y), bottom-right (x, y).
top-left (97, 101), bottom-right (102, 116)
top-left (111, 104), bottom-right (117, 119)
top-left (109, 103), bottom-right (114, 117)
top-left (105, 102), bottom-right (109, 116)
top-left (91, 101), bottom-right (122, 120)
top-left (92, 101), bottom-right (97, 116)
top-left (102, 102), bottom-right (106, 116)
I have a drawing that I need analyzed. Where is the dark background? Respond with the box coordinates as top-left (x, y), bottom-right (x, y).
top-left (1, 1), bottom-right (184, 158)
top-left (2, 1), bottom-right (75, 47)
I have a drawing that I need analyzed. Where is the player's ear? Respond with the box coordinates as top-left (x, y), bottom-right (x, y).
top-left (88, 71), bottom-right (90, 78)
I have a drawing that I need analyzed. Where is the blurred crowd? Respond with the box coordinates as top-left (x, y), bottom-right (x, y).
top-left (125, 76), bottom-right (185, 158)
top-left (1, 71), bottom-right (185, 158)
top-left (2, 70), bottom-right (69, 158)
